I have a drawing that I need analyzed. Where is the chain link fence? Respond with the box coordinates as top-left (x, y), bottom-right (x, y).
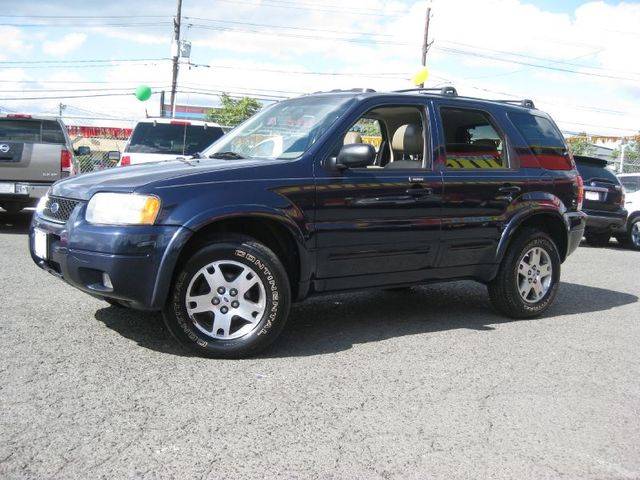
top-left (67, 124), bottom-right (132, 173)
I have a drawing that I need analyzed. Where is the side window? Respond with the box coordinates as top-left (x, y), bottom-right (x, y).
top-left (440, 108), bottom-right (507, 169)
top-left (348, 118), bottom-right (382, 152)
top-left (339, 105), bottom-right (426, 169)
top-left (509, 112), bottom-right (572, 170)
top-left (41, 120), bottom-right (66, 144)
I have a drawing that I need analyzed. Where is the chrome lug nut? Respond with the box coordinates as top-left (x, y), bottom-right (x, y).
top-left (229, 288), bottom-right (238, 297)
top-left (231, 300), bottom-right (239, 308)
top-left (217, 286), bottom-right (226, 294)
top-left (220, 306), bottom-right (229, 314)
top-left (212, 297), bottom-right (220, 305)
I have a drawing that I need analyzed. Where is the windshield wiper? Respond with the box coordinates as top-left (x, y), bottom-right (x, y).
top-left (209, 151), bottom-right (245, 160)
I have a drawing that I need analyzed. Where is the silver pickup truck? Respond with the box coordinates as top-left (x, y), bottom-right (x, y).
top-left (0, 114), bottom-right (78, 213)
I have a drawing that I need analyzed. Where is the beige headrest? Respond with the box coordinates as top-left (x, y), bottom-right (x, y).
top-left (343, 131), bottom-right (363, 145)
top-left (391, 124), bottom-right (422, 155)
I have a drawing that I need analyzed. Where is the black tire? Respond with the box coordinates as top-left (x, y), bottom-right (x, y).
top-left (0, 202), bottom-right (24, 214)
top-left (488, 228), bottom-right (561, 319)
top-left (584, 230), bottom-right (611, 247)
top-left (162, 234), bottom-right (291, 358)
top-left (623, 217), bottom-right (640, 250)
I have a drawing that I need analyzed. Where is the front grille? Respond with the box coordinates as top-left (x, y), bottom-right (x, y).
top-left (41, 196), bottom-right (81, 223)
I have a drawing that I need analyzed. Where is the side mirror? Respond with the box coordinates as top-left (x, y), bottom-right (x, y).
top-left (75, 146), bottom-right (91, 156)
top-left (107, 151), bottom-right (121, 162)
top-left (327, 143), bottom-right (376, 170)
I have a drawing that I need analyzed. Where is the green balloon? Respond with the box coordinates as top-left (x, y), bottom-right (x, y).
top-left (135, 85), bottom-right (152, 101)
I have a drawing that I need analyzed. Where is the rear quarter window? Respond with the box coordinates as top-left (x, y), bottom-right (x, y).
top-left (620, 176), bottom-right (640, 193)
top-left (508, 112), bottom-right (572, 170)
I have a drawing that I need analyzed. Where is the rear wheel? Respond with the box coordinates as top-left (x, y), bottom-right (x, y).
top-left (488, 228), bottom-right (560, 318)
top-left (162, 235), bottom-right (291, 358)
top-left (584, 230), bottom-right (611, 247)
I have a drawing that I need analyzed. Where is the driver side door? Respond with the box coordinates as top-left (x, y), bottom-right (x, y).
top-left (313, 98), bottom-right (442, 291)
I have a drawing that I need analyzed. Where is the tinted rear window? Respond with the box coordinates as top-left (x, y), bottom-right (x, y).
top-left (0, 119), bottom-right (65, 144)
top-left (575, 161), bottom-right (619, 183)
top-left (127, 123), bottom-right (224, 155)
top-left (509, 112), bottom-right (572, 169)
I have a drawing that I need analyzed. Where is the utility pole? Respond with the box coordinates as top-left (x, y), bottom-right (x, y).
top-left (619, 139), bottom-right (627, 173)
top-left (419, 6), bottom-right (432, 88)
top-left (58, 103), bottom-right (66, 117)
top-left (169, 0), bottom-right (183, 118)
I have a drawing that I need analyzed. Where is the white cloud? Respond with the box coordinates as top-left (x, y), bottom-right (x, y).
top-left (42, 33), bottom-right (87, 57)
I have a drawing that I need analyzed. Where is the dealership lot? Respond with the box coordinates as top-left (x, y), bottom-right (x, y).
top-left (1, 211), bottom-right (639, 479)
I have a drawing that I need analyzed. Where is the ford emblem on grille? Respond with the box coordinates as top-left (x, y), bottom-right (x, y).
top-left (49, 202), bottom-right (60, 214)
top-left (0, 144), bottom-right (9, 153)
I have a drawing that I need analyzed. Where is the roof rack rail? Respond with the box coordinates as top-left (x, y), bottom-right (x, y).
top-left (395, 86), bottom-right (458, 97)
top-left (493, 99), bottom-right (535, 109)
top-left (311, 88), bottom-right (376, 94)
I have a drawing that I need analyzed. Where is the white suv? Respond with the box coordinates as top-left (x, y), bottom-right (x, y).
top-left (618, 173), bottom-right (640, 249)
top-left (120, 118), bottom-right (224, 166)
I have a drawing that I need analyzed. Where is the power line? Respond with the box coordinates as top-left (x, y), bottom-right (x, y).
top-left (0, 57), bottom-right (170, 65)
top-left (434, 46), bottom-right (640, 82)
top-left (439, 40), bottom-right (640, 77)
top-left (0, 14), bottom-right (171, 18)
top-left (0, 22), bottom-right (171, 28)
top-left (205, 0), bottom-right (406, 18)
top-left (183, 16), bottom-right (398, 37)
top-left (188, 23), bottom-right (411, 46)
top-left (188, 62), bottom-right (410, 78)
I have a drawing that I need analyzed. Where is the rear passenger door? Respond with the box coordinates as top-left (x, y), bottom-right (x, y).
top-left (436, 103), bottom-right (530, 268)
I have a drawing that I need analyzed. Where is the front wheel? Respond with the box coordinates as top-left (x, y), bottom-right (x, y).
top-left (624, 217), bottom-right (640, 250)
top-left (488, 228), bottom-right (561, 318)
top-left (162, 235), bottom-right (291, 358)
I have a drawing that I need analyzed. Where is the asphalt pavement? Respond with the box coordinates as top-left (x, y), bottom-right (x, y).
top-left (1, 210), bottom-right (639, 479)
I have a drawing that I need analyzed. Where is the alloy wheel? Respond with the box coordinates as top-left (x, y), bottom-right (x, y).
top-left (517, 246), bottom-right (553, 303)
top-left (185, 260), bottom-right (266, 340)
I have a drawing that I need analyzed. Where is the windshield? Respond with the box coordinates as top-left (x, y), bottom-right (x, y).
top-left (203, 95), bottom-right (355, 160)
top-left (126, 123), bottom-right (224, 155)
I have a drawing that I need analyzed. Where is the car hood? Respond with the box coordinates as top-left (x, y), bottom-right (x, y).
top-left (52, 157), bottom-right (278, 200)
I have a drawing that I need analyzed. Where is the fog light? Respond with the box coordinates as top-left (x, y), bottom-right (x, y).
top-left (102, 272), bottom-right (113, 290)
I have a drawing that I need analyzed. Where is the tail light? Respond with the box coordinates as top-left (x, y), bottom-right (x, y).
top-left (60, 149), bottom-right (72, 175)
top-left (120, 155), bottom-right (131, 166)
top-left (575, 175), bottom-right (584, 211)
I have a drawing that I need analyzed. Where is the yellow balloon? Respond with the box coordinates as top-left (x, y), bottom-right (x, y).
top-left (412, 67), bottom-right (429, 86)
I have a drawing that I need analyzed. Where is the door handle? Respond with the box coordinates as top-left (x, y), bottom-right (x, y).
top-left (406, 187), bottom-right (433, 196)
top-left (498, 185), bottom-right (521, 195)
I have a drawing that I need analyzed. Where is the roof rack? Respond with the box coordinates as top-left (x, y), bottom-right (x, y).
top-left (311, 88), bottom-right (377, 94)
top-left (395, 86), bottom-right (458, 97)
top-left (492, 99), bottom-right (536, 109)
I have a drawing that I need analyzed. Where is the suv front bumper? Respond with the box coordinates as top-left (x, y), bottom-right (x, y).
top-left (29, 213), bottom-right (188, 310)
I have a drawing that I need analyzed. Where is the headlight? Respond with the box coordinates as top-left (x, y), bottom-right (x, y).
top-left (86, 193), bottom-right (161, 225)
top-left (36, 193), bottom-right (49, 215)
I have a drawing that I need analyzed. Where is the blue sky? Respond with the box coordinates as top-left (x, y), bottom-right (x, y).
top-left (0, 0), bottom-right (638, 136)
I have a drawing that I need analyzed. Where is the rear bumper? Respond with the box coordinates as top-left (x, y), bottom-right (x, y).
top-left (0, 182), bottom-right (51, 203)
top-left (29, 212), bottom-right (189, 310)
top-left (582, 208), bottom-right (628, 233)
top-left (565, 211), bottom-right (587, 259)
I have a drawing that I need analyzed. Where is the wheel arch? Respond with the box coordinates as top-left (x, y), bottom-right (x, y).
top-left (151, 210), bottom-right (310, 309)
top-left (496, 209), bottom-right (569, 264)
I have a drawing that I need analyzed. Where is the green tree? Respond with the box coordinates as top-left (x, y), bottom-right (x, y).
top-left (612, 141), bottom-right (640, 173)
top-left (206, 94), bottom-right (262, 127)
top-left (567, 134), bottom-right (596, 156)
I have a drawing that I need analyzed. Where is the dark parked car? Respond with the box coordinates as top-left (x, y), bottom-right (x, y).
top-left (574, 155), bottom-right (627, 246)
top-left (29, 88), bottom-right (585, 357)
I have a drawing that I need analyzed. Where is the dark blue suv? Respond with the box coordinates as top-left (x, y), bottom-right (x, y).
top-left (29, 88), bottom-right (586, 357)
